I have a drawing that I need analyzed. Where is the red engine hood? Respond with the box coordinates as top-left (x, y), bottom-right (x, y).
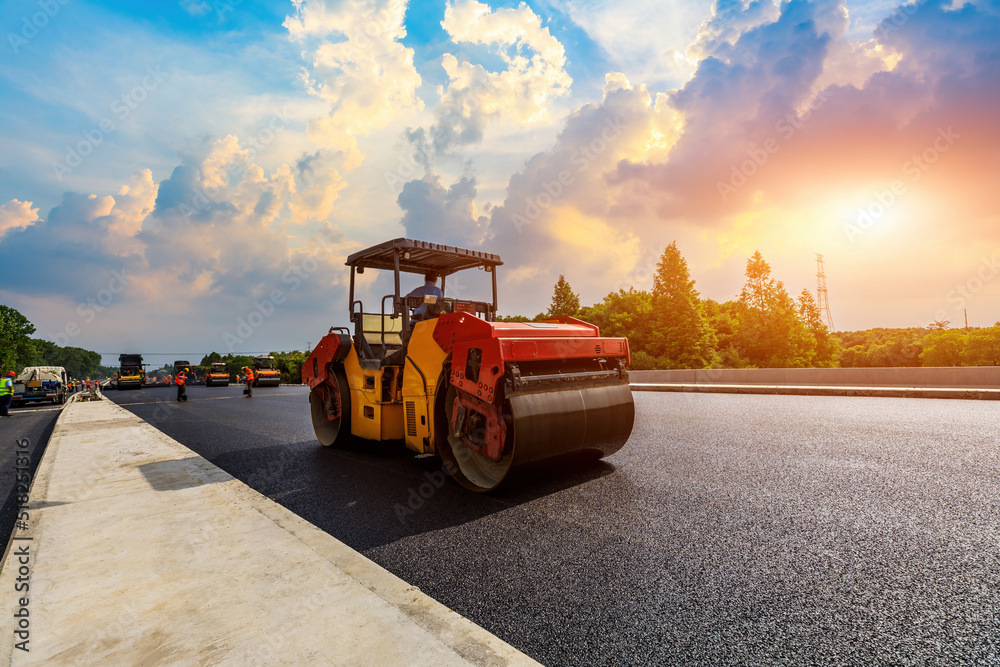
top-left (432, 314), bottom-right (602, 352)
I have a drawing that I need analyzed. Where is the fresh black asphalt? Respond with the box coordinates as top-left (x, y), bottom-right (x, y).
top-left (0, 400), bottom-right (63, 550)
top-left (108, 385), bottom-right (1000, 665)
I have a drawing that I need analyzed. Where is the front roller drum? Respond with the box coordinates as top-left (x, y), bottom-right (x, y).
top-left (440, 383), bottom-right (635, 492)
top-left (309, 371), bottom-right (351, 447)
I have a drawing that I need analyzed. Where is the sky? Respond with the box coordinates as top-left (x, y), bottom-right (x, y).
top-left (1, 0), bottom-right (998, 368)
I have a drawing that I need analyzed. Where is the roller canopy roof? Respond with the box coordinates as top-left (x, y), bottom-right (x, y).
top-left (346, 238), bottom-right (503, 276)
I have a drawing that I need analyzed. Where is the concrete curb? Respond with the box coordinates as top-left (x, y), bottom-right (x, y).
top-left (0, 397), bottom-right (538, 665)
top-left (630, 383), bottom-right (1000, 400)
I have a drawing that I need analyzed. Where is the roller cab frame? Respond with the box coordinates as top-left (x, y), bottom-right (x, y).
top-left (303, 237), bottom-right (635, 492)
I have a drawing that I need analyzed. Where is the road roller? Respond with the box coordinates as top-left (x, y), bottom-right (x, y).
top-left (252, 356), bottom-right (282, 387)
top-left (302, 238), bottom-right (634, 492)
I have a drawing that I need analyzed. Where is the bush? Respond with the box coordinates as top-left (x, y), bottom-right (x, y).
top-left (629, 350), bottom-right (658, 370)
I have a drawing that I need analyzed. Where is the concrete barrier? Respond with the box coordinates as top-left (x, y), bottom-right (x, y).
top-left (630, 366), bottom-right (1000, 389)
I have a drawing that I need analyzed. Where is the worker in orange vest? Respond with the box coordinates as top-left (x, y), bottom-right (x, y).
top-left (242, 365), bottom-right (255, 397)
top-left (175, 368), bottom-right (188, 402)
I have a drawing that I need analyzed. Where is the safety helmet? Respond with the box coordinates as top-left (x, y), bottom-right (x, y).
top-left (6, 371), bottom-right (14, 377)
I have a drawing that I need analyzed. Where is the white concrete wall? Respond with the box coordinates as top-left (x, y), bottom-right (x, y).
top-left (630, 367), bottom-right (1000, 388)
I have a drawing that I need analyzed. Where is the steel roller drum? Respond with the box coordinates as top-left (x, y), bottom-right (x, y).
top-left (445, 382), bottom-right (634, 492)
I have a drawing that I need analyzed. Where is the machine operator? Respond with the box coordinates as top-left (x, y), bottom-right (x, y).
top-left (406, 271), bottom-right (443, 322)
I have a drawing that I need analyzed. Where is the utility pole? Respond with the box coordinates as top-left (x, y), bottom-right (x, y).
top-left (964, 309), bottom-right (968, 330)
top-left (816, 253), bottom-right (835, 331)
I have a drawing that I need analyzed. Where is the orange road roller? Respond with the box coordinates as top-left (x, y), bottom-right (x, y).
top-left (252, 356), bottom-right (282, 387)
top-left (302, 238), bottom-right (635, 492)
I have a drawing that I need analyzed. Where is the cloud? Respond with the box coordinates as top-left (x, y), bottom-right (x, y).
top-left (180, 0), bottom-right (212, 17)
top-left (288, 150), bottom-right (347, 224)
top-left (0, 200), bottom-right (40, 239)
top-left (686, 0), bottom-right (781, 62)
top-left (472, 75), bottom-right (678, 311)
top-left (285, 0), bottom-right (423, 168)
top-left (411, 0), bottom-right (572, 162)
top-left (397, 173), bottom-right (488, 247)
top-left (603, 0), bottom-right (1000, 235)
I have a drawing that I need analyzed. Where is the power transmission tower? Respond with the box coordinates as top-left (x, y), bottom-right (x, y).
top-left (815, 253), bottom-right (835, 331)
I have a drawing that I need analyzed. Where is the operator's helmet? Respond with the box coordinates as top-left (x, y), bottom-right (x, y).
top-left (6, 371), bottom-right (14, 377)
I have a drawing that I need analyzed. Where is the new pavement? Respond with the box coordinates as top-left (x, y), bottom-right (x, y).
top-left (106, 385), bottom-right (1000, 665)
top-left (0, 401), bottom-right (62, 548)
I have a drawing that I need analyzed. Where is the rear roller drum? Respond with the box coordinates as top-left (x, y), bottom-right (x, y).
top-left (310, 370), bottom-right (351, 447)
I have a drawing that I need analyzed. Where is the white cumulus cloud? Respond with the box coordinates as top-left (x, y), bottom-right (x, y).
top-left (418, 0), bottom-right (571, 158)
top-left (285, 0), bottom-right (424, 168)
top-left (0, 200), bottom-right (40, 239)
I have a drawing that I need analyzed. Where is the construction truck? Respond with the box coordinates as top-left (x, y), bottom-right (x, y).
top-left (303, 238), bottom-right (634, 492)
top-left (206, 362), bottom-right (230, 387)
top-left (12, 366), bottom-right (69, 406)
top-left (252, 356), bottom-right (281, 387)
top-left (117, 354), bottom-right (146, 390)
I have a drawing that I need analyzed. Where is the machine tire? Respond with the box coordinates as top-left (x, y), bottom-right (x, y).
top-left (310, 369), bottom-right (351, 447)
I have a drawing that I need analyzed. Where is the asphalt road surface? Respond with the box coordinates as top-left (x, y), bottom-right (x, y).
top-left (108, 385), bottom-right (1000, 665)
top-left (0, 398), bottom-right (65, 549)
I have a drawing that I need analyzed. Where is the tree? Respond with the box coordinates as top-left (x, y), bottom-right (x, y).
top-left (797, 289), bottom-right (838, 367)
top-left (649, 242), bottom-right (716, 368)
top-left (546, 275), bottom-right (580, 318)
top-left (702, 299), bottom-right (750, 368)
top-left (920, 330), bottom-right (965, 366)
top-left (739, 251), bottom-right (780, 312)
top-left (270, 350), bottom-right (308, 384)
top-left (33, 341), bottom-right (102, 379)
top-left (200, 351), bottom-right (224, 365)
top-left (962, 327), bottom-right (1000, 366)
top-left (733, 252), bottom-right (816, 367)
top-left (833, 328), bottom-right (924, 367)
top-left (0, 305), bottom-right (38, 373)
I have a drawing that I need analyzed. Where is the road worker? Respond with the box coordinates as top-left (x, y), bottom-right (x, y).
top-left (242, 365), bottom-right (255, 397)
top-left (176, 368), bottom-right (188, 402)
top-left (0, 371), bottom-right (14, 417)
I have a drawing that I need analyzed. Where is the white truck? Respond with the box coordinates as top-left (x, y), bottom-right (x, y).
top-left (13, 366), bottom-right (69, 406)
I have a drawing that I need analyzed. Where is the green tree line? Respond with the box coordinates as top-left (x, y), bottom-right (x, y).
top-left (519, 245), bottom-right (1000, 369)
top-left (0, 305), bottom-right (105, 378)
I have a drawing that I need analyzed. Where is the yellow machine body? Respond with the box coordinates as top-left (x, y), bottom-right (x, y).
top-left (339, 319), bottom-right (446, 446)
